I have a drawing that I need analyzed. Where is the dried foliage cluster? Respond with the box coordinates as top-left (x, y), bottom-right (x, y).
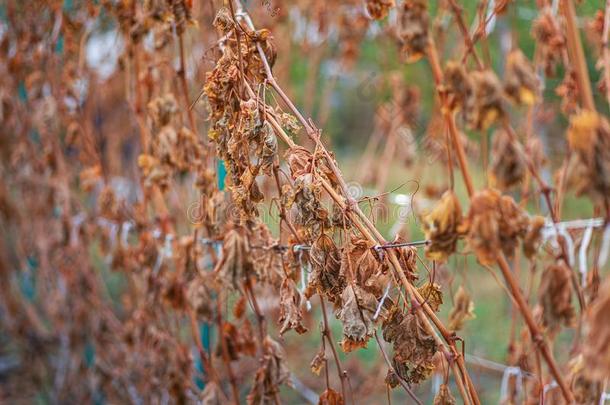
top-left (1, 0), bottom-right (610, 404)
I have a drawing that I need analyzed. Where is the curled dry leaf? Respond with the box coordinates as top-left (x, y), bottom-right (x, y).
top-left (422, 190), bottom-right (463, 262)
top-left (448, 286), bottom-right (475, 331)
top-left (397, 0), bottom-right (429, 63)
top-left (532, 10), bottom-right (565, 76)
top-left (417, 282), bottom-right (443, 312)
top-left (444, 61), bottom-right (473, 114)
top-left (583, 279), bottom-right (610, 381)
top-left (382, 306), bottom-right (437, 385)
top-left (306, 234), bottom-right (345, 303)
top-left (214, 228), bottom-right (253, 290)
top-left (466, 70), bottom-right (505, 131)
top-left (463, 189), bottom-right (529, 265)
top-left (278, 277), bottom-right (308, 335)
top-left (336, 285), bottom-right (377, 352)
top-left (434, 383), bottom-right (457, 405)
top-left (340, 238), bottom-right (386, 296)
top-left (538, 262), bottom-right (575, 333)
top-left (292, 174), bottom-right (330, 238)
top-left (310, 347), bottom-right (326, 376)
top-left (366, 0), bottom-right (395, 20)
top-left (186, 276), bottom-right (214, 321)
top-left (318, 388), bottom-right (345, 405)
top-left (566, 111), bottom-right (610, 207)
top-left (504, 49), bottom-right (540, 106)
top-left (490, 129), bottom-right (526, 191)
top-left (523, 215), bottom-right (545, 259)
top-left (246, 337), bottom-right (291, 405)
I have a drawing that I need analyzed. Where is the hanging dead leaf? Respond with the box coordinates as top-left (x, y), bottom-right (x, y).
top-left (422, 190), bottom-right (463, 262)
top-left (448, 286), bottom-right (475, 331)
top-left (278, 277), bottom-right (308, 335)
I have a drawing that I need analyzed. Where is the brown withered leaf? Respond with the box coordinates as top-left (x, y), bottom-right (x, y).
top-left (318, 388), bottom-right (344, 405)
top-left (382, 306), bottom-right (437, 385)
top-left (340, 238), bottom-right (386, 295)
top-left (434, 384), bottom-right (457, 405)
top-left (566, 111), bottom-right (610, 206)
top-left (504, 49), bottom-right (540, 106)
top-left (366, 0), bottom-right (395, 20)
top-left (310, 347), bottom-right (326, 376)
top-left (490, 129), bottom-right (526, 191)
top-left (186, 277), bottom-right (214, 321)
top-left (246, 337), bottom-right (291, 405)
top-left (293, 174), bottom-right (330, 237)
top-left (214, 228), bottom-right (253, 290)
top-left (233, 296), bottom-right (247, 319)
top-left (583, 279), bottom-right (610, 380)
top-left (392, 237), bottom-right (418, 282)
top-left (463, 189), bottom-right (529, 265)
top-left (285, 146), bottom-right (313, 179)
top-left (221, 321), bottom-right (257, 360)
top-left (417, 282), bottom-right (443, 312)
top-left (538, 262), bottom-right (575, 333)
top-left (466, 70), bottom-right (505, 131)
top-left (397, 0), bottom-right (429, 63)
top-left (523, 216), bottom-right (545, 259)
top-left (278, 277), bottom-right (308, 335)
top-left (448, 286), bottom-right (475, 331)
top-left (336, 285), bottom-right (378, 352)
top-left (532, 10), bottom-right (565, 76)
top-left (422, 190), bottom-right (462, 262)
top-left (443, 61), bottom-right (473, 114)
top-left (306, 234), bottom-right (345, 303)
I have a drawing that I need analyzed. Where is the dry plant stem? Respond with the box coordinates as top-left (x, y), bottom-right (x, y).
top-left (244, 279), bottom-right (282, 405)
top-left (447, 0), bottom-right (485, 70)
top-left (562, 0), bottom-right (596, 111)
top-left (603, 0), bottom-right (610, 108)
top-left (187, 308), bottom-right (225, 395)
top-left (426, 36), bottom-right (574, 404)
top-left (373, 331), bottom-right (423, 405)
top-left (319, 295), bottom-right (348, 402)
top-left (177, 33), bottom-right (198, 134)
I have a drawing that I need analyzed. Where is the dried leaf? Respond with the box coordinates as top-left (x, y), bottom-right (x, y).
top-left (247, 337), bottom-right (291, 405)
top-left (464, 189), bottom-right (529, 265)
top-left (318, 388), bottom-right (344, 405)
top-left (310, 348), bottom-right (326, 376)
top-left (504, 49), bottom-right (540, 106)
top-left (278, 278), bottom-right (308, 335)
top-left (417, 282), bottom-right (443, 312)
top-left (306, 235), bottom-right (345, 303)
top-left (422, 190), bottom-right (462, 262)
top-left (538, 263), bottom-right (575, 333)
top-left (215, 228), bottom-right (253, 290)
top-left (448, 286), bottom-right (475, 331)
top-left (583, 279), bottom-right (610, 380)
top-left (490, 129), bottom-right (526, 191)
top-left (336, 286), bottom-right (377, 352)
top-left (434, 384), bottom-right (456, 405)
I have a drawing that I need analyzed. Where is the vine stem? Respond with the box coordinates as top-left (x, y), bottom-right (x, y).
top-left (319, 296), bottom-right (349, 402)
top-left (602, 0), bottom-right (610, 108)
top-left (562, 0), bottom-right (596, 111)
